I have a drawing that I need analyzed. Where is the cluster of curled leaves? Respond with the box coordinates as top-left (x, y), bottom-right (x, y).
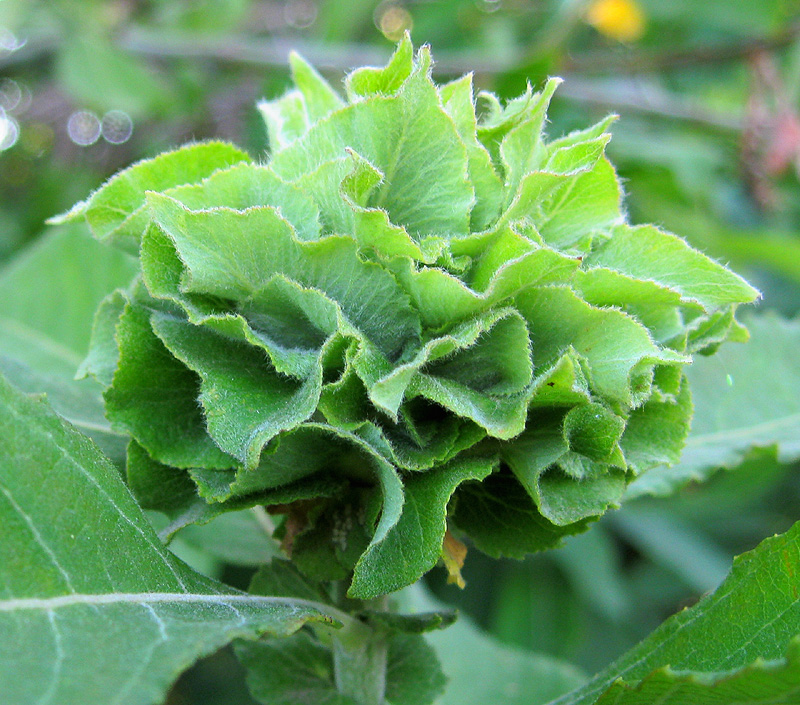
top-left (66, 37), bottom-right (757, 599)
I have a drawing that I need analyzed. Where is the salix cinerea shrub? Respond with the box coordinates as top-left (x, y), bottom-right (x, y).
top-left (63, 35), bottom-right (757, 600)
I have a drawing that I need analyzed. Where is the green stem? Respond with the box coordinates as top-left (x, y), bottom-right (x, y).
top-left (331, 616), bottom-right (388, 705)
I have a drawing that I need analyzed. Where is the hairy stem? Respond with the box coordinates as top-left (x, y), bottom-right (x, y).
top-left (332, 617), bottom-right (388, 705)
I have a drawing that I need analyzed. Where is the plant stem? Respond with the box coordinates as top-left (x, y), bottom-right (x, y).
top-left (331, 615), bottom-right (388, 705)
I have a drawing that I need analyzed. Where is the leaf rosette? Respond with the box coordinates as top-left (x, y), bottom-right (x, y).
top-left (66, 37), bottom-right (758, 599)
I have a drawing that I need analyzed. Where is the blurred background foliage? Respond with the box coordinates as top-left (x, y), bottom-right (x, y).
top-left (1, 0), bottom-right (799, 701)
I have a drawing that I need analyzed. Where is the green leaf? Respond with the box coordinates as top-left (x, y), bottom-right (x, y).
top-left (349, 456), bottom-right (496, 599)
top-left (345, 33), bottom-right (414, 99)
top-left (271, 47), bottom-right (473, 240)
top-left (290, 51), bottom-right (344, 121)
top-left (552, 520), bottom-right (800, 705)
top-left (236, 629), bottom-right (445, 705)
top-left (236, 631), bottom-right (358, 705)
top-left (593, 642), bottom-right (800, 705)
top-left (452, 472), bottom-right (591, 559)
top-left (384, 633), bottom-right (448, 705)
top-left (584, 224), bottom-right (760, 312)
top-left (516, 286), bottom-right (686, 408)
top-left (0, 373), bottom-right (332, 705)
top-left (105, 300), bottom-right (236, 470)
top-left (144, 193), bottom-right (420, 358)
top-left (58, 142), bottom-right (250, 250)
top-left (164, 162), bottom-right (322, 241)
top-left (627, 313), bottom-right (800, 498)
top-left (150, 313), bottom-right (322, 469)
top-left (0, 226), bottom-right (137, 460)
top-left (176, 510), bottom-right (282, 567)
top-left (362, 610), bottom-right (457, 635)
top-left (439, 74), bottom-right (504, 231)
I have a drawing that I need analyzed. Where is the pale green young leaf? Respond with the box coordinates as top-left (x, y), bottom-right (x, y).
top-left (552, 520), bottom-right (800, 705)
top-left (584, 224), bottom-right (760, 311)
top-left (258, 90), bottom-right (310, 152)
top-left (145, 194), bottom-right (420, 358)
top-left (497, 157), bottom-right (622, 250)
top-left (0, 374), bottom-right (332, 705)
top-left (516, 286), bottom-right (686, 408)
top-left (271, 50), bottom-right (473, 240)
top-left (439, 74), bottom-right (504, 231)
top-left (499, 77), bottom-right (561, 195)
top-left (164, 162), bottom-right (322, 241)
top-left (345, 32), bottom-right (414, 100)
top-left (59, 142), bottom-right (250, 250)
top-left (290, 51), bottom-right (344, 121)
top-left (571, 268), bottom-right (693, 345)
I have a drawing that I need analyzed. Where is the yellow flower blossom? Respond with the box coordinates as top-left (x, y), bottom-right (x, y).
top-left (586, 0), bottom-right (646, 42)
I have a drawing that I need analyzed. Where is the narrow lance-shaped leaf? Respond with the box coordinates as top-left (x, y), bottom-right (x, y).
top-left (552, 520), bottom-right (800, 705)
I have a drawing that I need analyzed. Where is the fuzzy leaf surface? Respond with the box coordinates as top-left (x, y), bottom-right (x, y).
top-left (0, 374), bottom-right (331, 705)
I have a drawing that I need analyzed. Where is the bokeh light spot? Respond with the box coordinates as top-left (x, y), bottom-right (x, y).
top-left (376, 4), bottom-right (413, 42)
top-left (0, 110), bottom-right (20, 151)
top-left (475, 0), bottom-right (502, 13)
top-left (67, 110), bottom-right (101, 146)
top-left (0, 79), bottom-right (22, 112)
top-left (0, 27), bottom-right (25, 53)
top-left (284, 0), bottom-right (317, 29)
top-left (101, 110), bottom-right (133, 144)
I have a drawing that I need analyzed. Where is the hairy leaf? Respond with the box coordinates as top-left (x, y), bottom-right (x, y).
top-left (0, 374), bottom-right (331, 705)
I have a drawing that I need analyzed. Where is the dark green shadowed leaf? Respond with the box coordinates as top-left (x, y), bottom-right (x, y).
top-left (235, 629), bottom-right (445, 705)
top-left (349, 456), bottom-right (496, 599)
top-left (0, 374), bottom-right (333, 705)
top-left (452, 472), bottom-right (590, 559)
top-left (150, 313), bottom-right (322, 469)
top-left (105, 301), bottom-right (236, 470)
